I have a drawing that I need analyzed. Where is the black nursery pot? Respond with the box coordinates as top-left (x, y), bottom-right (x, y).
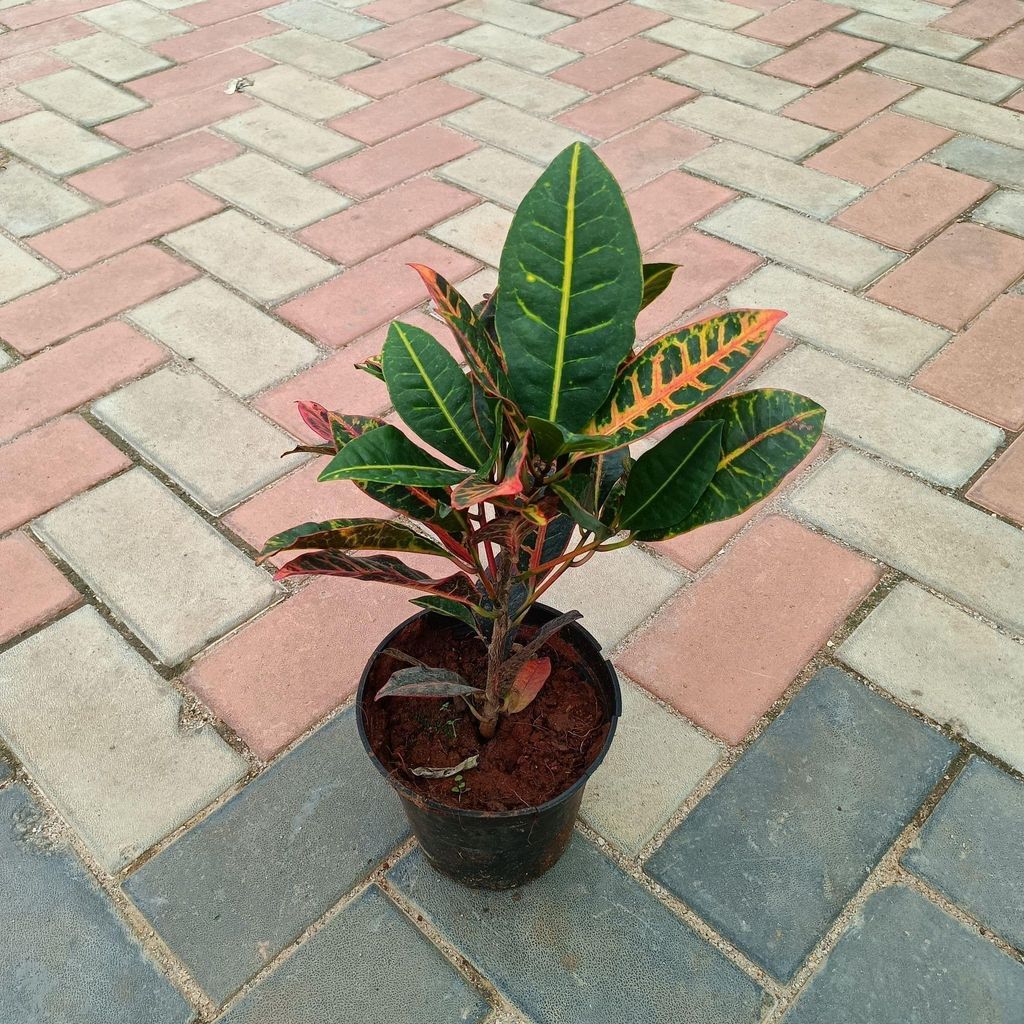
top-left (356, 603), bottom-right (621, 890)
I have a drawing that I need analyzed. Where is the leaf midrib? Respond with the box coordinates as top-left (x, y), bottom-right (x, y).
top-left (550, 144), bottom-right (581, 422)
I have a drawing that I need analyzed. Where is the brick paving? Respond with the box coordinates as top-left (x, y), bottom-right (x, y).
top-left (0, 0), bottom-right (1022, 1020)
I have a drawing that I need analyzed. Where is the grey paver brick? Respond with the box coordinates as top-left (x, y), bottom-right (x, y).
top-left (34, 468), bottom-right (278, 665)
top-left (19, 68), bottom-right (147, 126)
top-left (646, 667), bottom-right (957, 981)
top-left (0, 110), bottom-right (121, 176)
top-left (840, 583), bottom-right (1024, 772)
top-left (0, 785), bottom-right (194, 1024)
top-left (903, 758), bottom-right (1024, 949)
top-left (390, 836), bottom-right (771, 1024)
top-left (53, 32), bottom-right (171, 82)
top-left (784, 886), bottom-right (1024, 1023)
top-left (438, 146), bottom-right (540, 208)
top-left (93, 366), bottom-right (302, 513)
top-left (123, 709), bottom-right (409, 1005)
top-left (972, 188), bottom-right (1024, 235)
top-left (428, 202), bottom-right (512, 266)
top-left (896, 87), bottom-right (1024, 148)
top-left (163, 209), bottom-right (336, 303)
top-left (249, 29), bottom-right (375, 76)
top-left (827, 0), bottom-right (947, 23)
top-left (636, 0), bottom-right (758, 29)
top-left (659, 54), bottom-right (807, 112)
top-left (788, 450), bottom-right (1024, 634)
top-left (668, 95), bottom-right (833, 159)
top-left (648, 18), bottom-right (783, 68)
top-left (754, 345), bottom-right (1002, 486)
top-left (191, 151), bottom-right (350, 230)
top-left (247, 64), bottom-right (368, 120)
top-left (215, 105), bottom-right (360, 171)
top-left (0, 607), bottom-right (246, 871)
top-left (837, 12), bottom-right (979, 59)
top-left (581, 677), bottom-right (722, 855)
top-left (81, 0), bottom-right (189, 43)
top-left (0, 236), bottom-right (59, 303)
top-left (684, 142), bottom-right (862, 218)
top-left (446, 59), bottom-right (586, 115)
top-left (931, 135), bottom-right (1024, 187)
top-left (265, 0), bottom-right (378, 40)
top-left (0, 160), bottom-right (94, 236)
top-left (449, 24), bottom-right (577, 74)
top-left (220, 886), bottom-right (489, 1024)
top-left (0, 759), bottom-right (10, 783)
top-left (700, 197), bottom-right (899, 288)
top-left (126, 277), bottom-right (319, 396)
top-left (728, 265), bottom-right (948, 376)
top-left (865, 48), bottom-right (1021, 103)
top-left (452, 0), bottom-right (572, 35)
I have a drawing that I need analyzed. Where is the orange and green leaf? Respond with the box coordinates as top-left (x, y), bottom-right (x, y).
top-left (449, 432), bottom-right (530, 510)
top-left (502, 657), bottom-right (552, 713)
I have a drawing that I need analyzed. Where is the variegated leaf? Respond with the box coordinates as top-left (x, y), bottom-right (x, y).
top-left (258, 518), bottom-right (449, 563)
top-left (502, 657), bottom-right (552, 713)
top-left (449, 433), bottom-right (529, 510)
top-left (641, 263), bottom-right (679, 310)
top-left (376, 667), bottom-right (481, 701)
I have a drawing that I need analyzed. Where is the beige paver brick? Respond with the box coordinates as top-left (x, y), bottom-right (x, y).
top-left (438, 146), bottom-right (539, 208)
top-left (246, 63), bottom-right (369, 119)
top-left (0, 235), bottom-right (58, 303)
top-left (837, 11), bottom-right (980, 60)
top-left (449, 23), bottom-right (577, 73)
top-left (636, 0), bottom-right (759, 30)
top-left (19, 68), bottom-right (147, 126)
top-left (215, 104), bottom-right (360, 170)
top-left (865, 47), bottom-right (1021, 102)
top-left (428, 202), bottom-right (512, 266)
top-left (451, 0), bottom-right (572, 35)
top-left (53, 32), bottom-right (171, 82)
top-left (647, 17), bottom-right (783, 67)
top-left (896, 87), bottom-right (1024, 147)
top-left (0, 110), bottom-right (121, 176)
top-left (660, 54), bottom-right (808, 111)
top-left (446, 59), bottom-right (586, 114)
top-left (248, 29), bottom-right (376, 76)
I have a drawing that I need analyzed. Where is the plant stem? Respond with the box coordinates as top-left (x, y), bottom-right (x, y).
top-left (479, 553), bottom-right (512, 738)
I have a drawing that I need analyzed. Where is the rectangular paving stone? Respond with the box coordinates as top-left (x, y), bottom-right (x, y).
top-left (667, 94), bottom-right (834, 159)
top-left (123, 709), bottom-right (409, 1005)
top-left (390, 836), bottom-right (770, 1024)
top-left (837, 11), bottom-right (980, 58)
top-left (700, 197), bottom-right (898, 288)
top-left (558, 76), bottom-right (696, 140)
top-left (865, 47), bottom-right (1020, 102)
top-left (246, 63), bottom-right (368, 119)
top-left (163, 209), bottom-right (335, 304)
top-left (755, 345), bottom-right (1002, 486)
top-left (931, 134), bottom-right (1024, 186)
top-left (840, 583), bottom-right (1024, 772)
top-left (19, 67), bottom-right (146, 125)
top-left (125, 48), bottom-right (275, 102)
top-left (968, 432), bottom-right (1024, 524)
top-left (249, 28), bottom-right (375, 75)
top-left (972, 187), bottom-right (1024, 234)
top-left (646, 668), bottom-right (957, 981)
top-left (782, 69), bottom-right (915, 131)
top-left (427, 201), bottom-right (511, 267)
top-left (266, 0), bottom-right (375, 40)
top-left (453, 0), bottom-right (572, 33)
top-left (553, 36), bottom-right (677, 90)
top-left (0, 109), bottom-right (121, 175)
top-left (215, 104), bottom-right (359, 170)
top-left (784, 886), bottom-right (1024, 1024)
top-left (351, 10), bottom-right (475, 58)
top-left (788, 450), bottom-right (1024, 634)
top-left (637, 0), bottom-right (759, 29)
top-left (659, 54), bottom-right (808, 111)
top-left (219, 886), bottom-right (488, 1024)
top-left (0, 607), bottom-right (247, 871)
top-left (728, 265), bottom-right (948, 376)
top-left (0, 785), bottom-right (194, 1024)
top-left (54, 32), bottom-right (171, 82)
top-left (897, 86), bottom-right (1024, 146)
top-left (647, 17), bottom-right (783, 67)
top-left (684, 142), bottom-right (862, 218)
top-left (827, 0), bottom-right (947, 22)
top-left (0, 235), bottom-right (58, 303)
top-left (903, 758), bottom-right (1024, 949)
top-left (151, 14), bottom-right (284, 60)
top-left (81, 0), bottom-right (190, 42)
top-left (0, 533), bottom-right (80, 645)
top-left (98, 88), bottom-right (256, 149)
top-left (448, 23), bottom-right (577, 73)
top-left (438, 145), bottom-right (539, 208)
top-left (446, 58), bottom-right (586, 114)
top-left (93, 366), bottom-right (302, 513)
top-left (341, 42), bottom-right (477, 97)
top-left (0, 159), bottom-right (94, 236)
top-left (581, 677), bottom-right (722, 855)
top-left (34, 468), bottom-right (277, 665)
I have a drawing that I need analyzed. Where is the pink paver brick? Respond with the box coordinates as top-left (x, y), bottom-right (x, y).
top-left (180, 0), bottom-right (280, 26)
top-left (0, 534), bottom-right (80, 646)
top-left (546, 4), bottom-right (670, 53)
top-left (354, 11), bottom-right (476, 59)
top-left (0, 415), bottom-right (131, 532)
top-left (1003, 89), bottom-right (1024, 110)
top-left (832, 163), bottom-right (992, 252)
top-left (28, 182), bottom-right (223, 272)
top-left (867, 222), bottom-right (1024, 330)
top-left (966, 434), bottom-right (1024, 525)
top-left (783, 70), bottom-right (914, 131)
top-left (314, 123), bottom-right (477, 197)
top-left (0, 18), bottom-right (92, 60)
top-left (299, 177), bottom-right (477, 265)
top-left (328, 79), bottom-right (477, 145)
top-left (597, 119), bottom-right (713, 190)
top-left (0, 247), bottom-right (197, 355)
top-left (914, 294), bottom-right (1024, 430)
top-left (739, 0), bottom-right (853, 45)
top-left (557, 77), bottom-right (695, 140)
top-left (628, 171), bottom-right (735, 251)
top-left (0, 322), bottom-right (167, 442)
top-left (967, 23), bottom-right (1024, 75)
top-left (762, 31), bottom-right (883, 87)
top-left (803, 112), bottom-right (953, 187)
top-left (551, 38), bottom-right (677, 91)
top-left (0, 0), bottom-right (113, 29)
top-left (358, 0), bottom-right (453, 21)
top-left (184, 576), bottom-right (420, 759)
top-left (341, 44), bottom-right (476, 97)
top-left (0, 88), bottom-right (37, 122)
top-left (152, 14), bottom-right (283, 61)
top-left (936, 0), bottom-right (1024, 38)
top-left (97, 87), bottom-right (254, 148)
top-left (616, 515), bottom-right (881, 744)
top-left (127, 47), bottom-right (272, 101)
top-left (67, 131), bottom-right (242, 203)
top-left (277, 236), bottom-right (478, 347)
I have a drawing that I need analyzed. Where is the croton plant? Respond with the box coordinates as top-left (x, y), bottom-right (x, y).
top-left (262, 142), bottom-right (824, 740)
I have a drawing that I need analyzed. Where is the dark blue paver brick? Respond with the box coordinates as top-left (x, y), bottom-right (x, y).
top-left (784, 886), bottom-right (1024, 1024)
top-left (123, 709), bottom-right (409, 1005)
top-left (221, 886), bottom-right (489, 1024)
top-left (0, 784), bottom-right (193, 1024)
top-left (645, 667), bottom-right (957, 981)
top-left (389, 835), bottom-right (771, 1024)
top-left (903, 756), bottom-right (1024, 950)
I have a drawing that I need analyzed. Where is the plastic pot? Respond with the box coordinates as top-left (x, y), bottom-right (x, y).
top-left (356, 603), bottom-right (621, 890)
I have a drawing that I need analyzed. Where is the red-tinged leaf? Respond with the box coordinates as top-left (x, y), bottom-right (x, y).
top-left (258, 518), bottom-right (450, 563)
top-left (273, 550), bottom-right (483, 607)
top-left (375, 666), bottom-right (482, 701)
top-left (449, 433), bottom-right (530, 510)
top-left (469, 514), bottom-right (530, 552)
top-left (297, 400), bottom-right (333, 441)
top-left (503, 657), bottom-right (551, 713)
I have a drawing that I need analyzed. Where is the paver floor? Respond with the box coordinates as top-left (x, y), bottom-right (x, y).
top-left (0, 0), bottom-right (1022, 1021)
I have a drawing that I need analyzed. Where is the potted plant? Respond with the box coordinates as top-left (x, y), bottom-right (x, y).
top-left (262, 143), bottom-right (824, 889)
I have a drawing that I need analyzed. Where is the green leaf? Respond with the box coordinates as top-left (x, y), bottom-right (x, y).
top-left (376, 666), bottom-right (482, 701)
top-left (496, 142), bottom-right (643, 431)
top-left (410, 596), bottom-right (485, 630)
top-left (634, 389), bottom-right (825, 541)
top-left (382, 321), bottom-right (494, 468)
top-left (319, 424), bottom-right (471, 488)
top-left (641, 263), bottom-right (679, 310)
top-left (526, 416), bottom-right (618, 461)
top-left (259, 518), bottom-right (449, 562)
top-left (618, 419), bottom-right (725, 532)
top-left (551, 478), bottom-right (608, 539)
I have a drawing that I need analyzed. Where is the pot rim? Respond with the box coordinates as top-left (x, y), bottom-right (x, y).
top-left (355, 603), bottom-right (621, 821)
